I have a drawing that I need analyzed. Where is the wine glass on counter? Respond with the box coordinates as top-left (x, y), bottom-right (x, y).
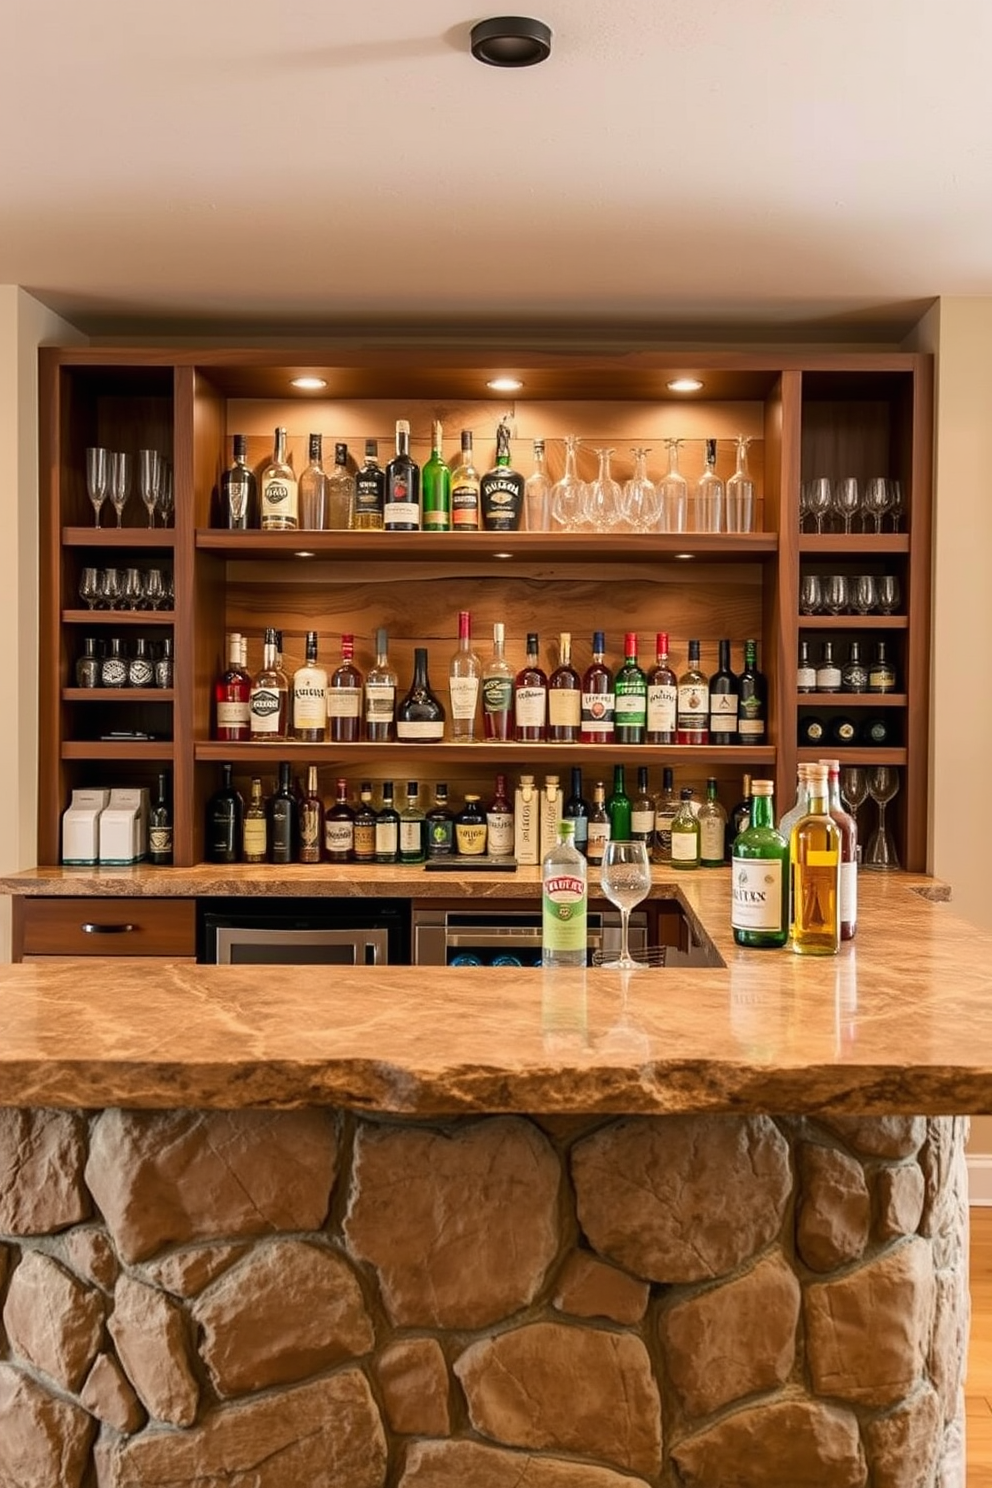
top-left (864, 766), bottom-right (900, 871)
top-left (137, 449), bottom-right (160, 528)
top-left (840, 766), bottom-right (869, 855)
top-left (86, 447), bottom-right (109, 528)
top-left (598, 840), bottom-right (653, 970)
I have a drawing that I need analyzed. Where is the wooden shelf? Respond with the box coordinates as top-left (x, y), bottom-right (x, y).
top-left (61, 742), bottom-right (175, 761)
top-left (798, 534), bottom-right (910, 553)
top-left (62, 689), bottom-right (174, 703)
top-left (63, 527), bottom-right (176, 549)
top-left (194, 740), bottom-right (778, 766)
top-left (195, 530), bottom-right (779, 563)
top-left (798, 614), bottom-right (907, 629)
top-left (798, 747), bottom-right (906, 766)
top-left (62, 610), bottom-right (175, 626)
top-left (796, 693), bottom-right (905, 707)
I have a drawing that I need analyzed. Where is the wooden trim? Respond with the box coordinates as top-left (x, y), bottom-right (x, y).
top-left (771, 370), bottom-right (803, 815)
top-left (905, 353), bottom-right (934, 872)
top-left (38, 351), bottom-right (64, 866)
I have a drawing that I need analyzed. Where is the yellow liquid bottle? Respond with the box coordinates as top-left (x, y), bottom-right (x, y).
top-left (790, 763), bottom-right (841, 955)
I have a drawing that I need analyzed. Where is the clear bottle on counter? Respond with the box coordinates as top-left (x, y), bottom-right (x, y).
top-left (820, 756), bottom-right (858, 941)
top-left (541, 819), bottom-right (588, 968)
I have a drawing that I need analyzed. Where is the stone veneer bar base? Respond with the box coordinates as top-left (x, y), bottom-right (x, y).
top-left (0, 1106), bottom-right (968, 1488)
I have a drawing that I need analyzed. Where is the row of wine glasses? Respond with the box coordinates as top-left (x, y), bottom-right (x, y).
top-left (800, 476), bottom-right (904, 535)
top-left (86, 448), bottom-right (173, 528)
top-left (841, 765), bottom-right (900, 870)
top-left (78, 566), bottom-right (173, 610)
top-left (800, 573), bottom-right (901, 615)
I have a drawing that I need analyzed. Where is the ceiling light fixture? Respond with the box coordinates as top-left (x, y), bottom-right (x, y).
top-left (470, 16), bottom-right (552, 67)
top-left (487, 376), bottom-right (523, 393)
top-left (290, 377), bottom-right (327, 391)
top-left (667, 377), bottom-right (704, 394)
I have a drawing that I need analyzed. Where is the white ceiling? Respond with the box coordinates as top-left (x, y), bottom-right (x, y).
top-left (4, 0), bottom-right (990, 340)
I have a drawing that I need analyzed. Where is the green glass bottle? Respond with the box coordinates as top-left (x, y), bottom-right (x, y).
top-left (731, 779), bottom-right (789, 948)
top-left (606, 763), bottom-right (631, 840)
top-left (614, 631), bottom-right (647, 744)
top-left (671, 788), bottom-right (700, 870)
top-left (422, 419), bottom-right (451, 532)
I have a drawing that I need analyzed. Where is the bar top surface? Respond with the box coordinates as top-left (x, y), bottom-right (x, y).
top-left (0, 869), bottom-right (987, 1116)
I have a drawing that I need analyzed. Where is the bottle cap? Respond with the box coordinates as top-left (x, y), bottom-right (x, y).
top-left (375, 627), bottom-right (388, 653)
top-left (752, 780), bottom-right (774, 796)
top-left (624, 632), bottom-right (637, 655)
top-left (656, 632), bottom-right (669, 654)
top-left (680, 787), bottom-right (694, 799)
top-left (365, 439), bottom-right (378, 457)
top-left (592, 630), bottom-right (606, 652)
top-left (558, 819), bottom-right (575, 837)
top-left (406, 781), bottom-right (419, 794)
top-left (233, 434), bottom-right (247, 456)
top-left (527, 632), bottom-right (539, 652)
top-left (335, 442), bottom-right (348, 464)
top-left (688, 638), bottom-right (700, 659)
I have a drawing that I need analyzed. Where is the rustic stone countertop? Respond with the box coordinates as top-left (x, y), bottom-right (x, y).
top-left (0, 867), bottom-right (987, 1118)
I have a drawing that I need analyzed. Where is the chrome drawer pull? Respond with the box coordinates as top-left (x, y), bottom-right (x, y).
top-left (80, 922), bottom-right (136, 934)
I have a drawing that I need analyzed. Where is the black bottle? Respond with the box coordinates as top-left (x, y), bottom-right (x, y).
top-left (563, 765), bottom-right (590, 855)
top-left (269, 761), bottom-right (298, 865)
top-left (738, 639), bottom-right (767, 745)
top-left (798, 714), bottom-right (827, 747)
top-left (828, 715), bottom-right (859, 747)
top-left (426, 783), bottom-right (456, 858)
top-left (841, 641), bottom-right (868, 694)
top-left (726, 772), bottom-right (753, 859)
top-left (222, 434), bottom-right (258, 529)
top-left (354, 439), bottom-right (386, 530)
top-left (148, 772), bottom-right (173, 866)
top-left (396, 648), bottom-right (446, 741)
top-left (862, 715), bottom-right (893, 747)
top-left (708, 639), bottom-right (739, 745)
top-left (374, 781), bottom-right (400, 864)
top-left (206, 763), bottom-right (243, 864)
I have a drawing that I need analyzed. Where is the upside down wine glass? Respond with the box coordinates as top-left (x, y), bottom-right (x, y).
top-left (598, 840), bottom-right (652, 970)
top-left (550, 435), bottom-right (585, 532)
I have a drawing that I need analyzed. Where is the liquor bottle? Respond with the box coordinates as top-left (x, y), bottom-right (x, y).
top-left (292, 631), bottom-right (328, 742)
top-left (214, 632), bottom-right (251, 742)
top-left (563, 766), bottom-right (590, 855)
top-left (327, 634), bottom-right (363, 743)
top-left (344, 782), bottom-right (372, 864)
top-left (481, 421), bottom-right (524, 532)
top-left (148, 772), bottom-right (173, 866)
top-left (396, 648), bottom-right (446, 741)
top-left (422, 420), bottom-right (452, 532)
top-left (486, 774), bottom-right (515, 858)
top-left (587, 781), bottom-right (611, 867)
top-left (671, 788), bottom-right (701, 869)
top-left (653, 767), bottom-right (678, 863)
top-left (646, 632), bottom-right (678, 744)
top-left (384, 420), bottom-right (420, 531)
top-left (243, 777), bottom-right (269, 864)
top-left (580, 631), bottom-right (614, 744)
top-left (820, 756), bottom-right (858, 941)
top-left (399, 781), bottom-right (426, 864)
top-left (298, 764), bottom-right (324, 864)
top-left (514, 774), bottom-right (539, 864)
top-left (222, 434), bottom-right (257, 529)
top-left (709, 639), bottom-right (739, 745)
top-left (374, 781), bottom-right (400, 864)
top-left (514, 632), bottom-right (548, 742)
top-left (323, 442), bottom-right (352, 531)
top-left (828, 715), bottom-right (859, 747)
top-left (540, 774), bottom-right (564, 858)
top-left (455, 795), bottom-right (488, 856)
top-left (524, 439), bottom-right (551, 532)
top-left (841, 640), bottom-right (869, 694)
top-left (298, 433), bottom-right (327, 531)
top-left (676, 640), bottom-right (709, 745)
top-left (482, 621), bottom-right (514, 740)
top-left (450, 429), bottom-right (481, 531)
top-left (449, 610), bottom-right (481, 740)
top-left (738, 639), bottom-right (767, 745)
top-left (798, 714), bottom-right (827, 747)
top-left (797, 639), bottom-right (816, 694)
top-left (269, 761), bottom-right (299, 865)
top-left (790, 762), bottom-right (841, 956)
top-left (868, 640), bottom-right (896, 694)
top-left (726, 772), bottom-right (754, 859)
top-left (353, 439), bottom-right (385, 530)
top-left (606, 764), bottom-right (632, 841)
top-left (615, 632), bottom-right (647, 745)
top-left (548, 631), bottom-right (581, 743)
top-left (695, 437), bottom-right (724, 533)
top-left (632, 766), bottom-right (655, 849)
top-left (127, 637), bottom-right (154, 688)
top-left (323, 778), bottom-right (355, 863)
top-left (260, 426), bottom-right (298, 531)
top-left (426, 783), bottom-right (456, 859)
top-left (363, 627), bottom-right (397, 743)
top-left (541, 819), bottom-right (588, 969)
top-left (731, 780), bottom-right (789, 949)
top-left (698, 777), bottom-right (728, 867)
top-left (249, 627), bottom-right (288, 740)
top-left (815, 641), bottom-right (841, 694)
top-left (861, 715), bottom-right (892, 747)
top-left (778, 765), bottom-right (811, 846)
top-left (205, 763), bottom-right (243, 864)
top-left (76, 637), bottom-right (100, 689)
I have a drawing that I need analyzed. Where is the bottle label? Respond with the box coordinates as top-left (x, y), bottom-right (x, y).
top-left (324, 819), bottom-right (355, 855)
top-left (449, 676), bottom-right (480, 720)
top-left (567, 814), bottom-right (589, 850)
top-left (249, 688), bottom-right (282, 733)
top-left (375, 820), bottom-right (398, 856)
top-left (731, 857), bottom-right (785, 931)
top-left (299, 806), bottom-right (322, 859)
top-left (797, 666), bottom-right (817, 691)
top-left (452, 483), bottom-right (480, 527)
top-left (225, 474), bottom-right (252, 522)
top-left (354, 475), bottom-right (383, 518)
top-left (840, 859), bottom-right (858, 925)
top-left (483, 676), bottom-right (513, 714)
top-left (615, 691), bottom-right (647, 721)
top-left (399, 820), bottom-right (423, 853)
top-left (709, 695), bottom-right (738, 730)
top-left (101, 659), bottom-right (128, 688)
top-left (738, 717), bottom-right (765, 739)
top-left (672, 830), bottom-right (698, 862)
top-left (384, 499), bottom-right (419, 528)
top-left (631, 808), bottom-right (655, 835)
top-left (587, 820), bottom-right (611, 855)
top-left (655, 811), bottom-right (675, 857)
top-left (700, 816), bottom-right (725, 862)
top-left (486, 810), bottom-right (515, 855)
top-left (129, 660), bottom-right (154, 687)
top-left (365, 683), bottom-right (395, 722)
top-left (647, 684), bottom-right (677, 733)
top-left (217, 700), bottom-right (250, 726)
top-left (515, 686), bottom-right (547, 728)
top-left (817, 666), bottom-right (842, 690)
top-left (677, 684), bottom-right (708, 728)
top-left (396, 720), bottom-right (445, 740)
top-left (326, 687), bottom-right (361, 719)
top-left (427, 818), bottom-right (454, 855)
top-left (149, 826), bottom-right (173, 854)
top-left (868, 668), bottom-right (895, 692)
top-left (261, 476), bottom-right (298, 525)
top-left (548, 690), bottom-right (581, 727)
top-left (243, 818), bottom-right (268, 857)
top-left (542, 874), bottom-right (588, 953)
top-left (293, 685), bottom-right (326, 731)
top-left (581, 692), bottom-right (615, 734)
top-left (456, 822), bottom-right (488, 855)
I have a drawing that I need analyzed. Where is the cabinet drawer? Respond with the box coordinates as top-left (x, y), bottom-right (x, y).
top-left (15, 898), bottom-right (195, 958)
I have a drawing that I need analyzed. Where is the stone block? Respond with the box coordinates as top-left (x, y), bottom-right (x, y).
top-left (344, 1116), bottom-right (560, 1327)
top-left (804, 1236), bottom-right (934, 1408)
top-left (571, 1114), bottom-right (790, 1283)
top-left (191, 1237), bottom-right (374, 1397)
top-left (80, 1350), bottom-right (145, 1434)
top-left (660, 1251), bottom-right (800, 1417)
top-left (3, 1249), bottom-right (104, 1393)
top-left (399, 1438), bottom-right (651, 1487)
top-left (797, 1142), bottom-right (870, 1272)
top-left (0, 1363), bottom-right (95, 1488)
top-left (377, 1337), bottom-right (451, 1436)
top-left (862, 1382), bottom-right (941, 1488)
top-left (819, 1116), bottom-right (926, 1160)
top-left (108, 1274), bottom-right (199, 1427)
top-left (140, 1241), bottom-right (250, 1298)
top-left (0, 1109), bottom-right (90, 1235)
top-left (929, 1266), bottom-right (969, 1423)
top-left (455, 1320), bottom-right (660, 1476)
top-left (876, 1163), bottom-right (925, 1241)
top-left (672, 1398), bottom-right (866, 1488)
top-left (93, 1369), bottom-right (386, 1488)
top-left (85, 1107), bottom-right (337, 1264)
top-left (552, 1250), bottom-right (649, 1324)
top-left (59, 1225), bottom-right (120, 1291)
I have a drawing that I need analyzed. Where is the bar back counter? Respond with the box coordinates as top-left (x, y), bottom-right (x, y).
top-left (0, 868), bottom-right (978, 1488)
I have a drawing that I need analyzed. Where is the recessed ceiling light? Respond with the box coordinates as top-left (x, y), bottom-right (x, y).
top-left (290, 377), bottom-right (327, 391)
top-left (487, 376), bottom-right (524, 393)
top-left (470, 17), bottom-right (552, 67)
top-left (667, 377), bottom-right (704, 393)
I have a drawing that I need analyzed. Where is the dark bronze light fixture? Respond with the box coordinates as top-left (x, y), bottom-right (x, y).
top-left (470, 16), bottom-right (552, 67)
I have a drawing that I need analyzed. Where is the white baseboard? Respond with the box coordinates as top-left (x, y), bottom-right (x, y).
top-left (968, 1155), bottom-right (992, 1206)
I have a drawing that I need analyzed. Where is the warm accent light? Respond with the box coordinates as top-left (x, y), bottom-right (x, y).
top-left (674, 552), bottom-right (695, 561)
top-left (493, 551), bottom-right (514, 560)
top-left (667, 377), bottom-right (704, 393)
top-left (290, 377), bottom-right (327, 390)
top-left (295, 550), bottom-right (316, 559)
top-left (487, 376), bottom-right (524, 393)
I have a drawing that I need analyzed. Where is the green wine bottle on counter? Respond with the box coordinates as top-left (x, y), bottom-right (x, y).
top-left (731, 779), bottom-right (789, 948)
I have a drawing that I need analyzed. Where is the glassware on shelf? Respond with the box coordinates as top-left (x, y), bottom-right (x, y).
top-left (832, 476), bottom-right (860, 535)
top-left (157, 461), bottom-right (174, 527)
top-left (137, 449), bottom-right (161, 528)
top-left (86, 447), bottom-right (109, 528)
top-left (888, 479), bottom-right (906, 532)
top-left (598, 839), bottom-right (653, 970)
top-left (875, 575), bottom-right (902, 614)
top-left (863, 765), bottom-right (900, 871)
top-left (550, 435), bottom-right (585, 532)
top-left (144, 568), bottom-right (166, 610)
top-left (121, 567), bottom-right (144, 610)
top-left (821, 574), bottom-right (850, 615)
top-left (849, 574), bottom-right (879, 615)
top-left (694, 438), bottom-right (724, 533)
top-left (108, 451), bottom-right (131, 528)
top-left (799, 573), bottom-right (824, 614)
top-left (97, 567), bottom-right (122, 610)
top-left (78, 568), bottom-right (101, 609)
top-left (840, 766), bottom-right (869, 851)
top-left (658, 438), bottom-right (688, 533)
top-left (584, 448), bottom-right (623, 532)
top-left (805, 476), bottom-right (833, 535)
top-left (622, 447), bottom-right (660, 533)
top-left (524, 439), bottom-right (552, 532)
top-left (863, 476), bottom-right (892, 534)
top-left (725, 436), bottom-right (755, 533)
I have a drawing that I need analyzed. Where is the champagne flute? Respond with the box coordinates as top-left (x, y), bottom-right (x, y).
top-left (137, 449), bottom-right (160, 528)
top-left (887, 479), bottom-right (905, 533)
top-left (157, 461), bottom-right (174, 528)
top-left (86, 447), bottom-right (109, 528)
top-left (108, 451), bottom-right (131, 527)
top-left (598, 840), bottom-right (652, 970)
top-left (840, 766), bottom-right (869, 856)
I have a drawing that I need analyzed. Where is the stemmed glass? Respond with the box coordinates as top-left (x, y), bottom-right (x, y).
top-left (157, 461), bottom-right (174, 527)
top-left (623, 448), bottom-right (660, 532)
top-left (832, 477), bottom-right (860, 534)
top-left (840, 766), bottom-right (869, 853)
top-left (887, 480), bottom-right (905, 533)
top-left (98, 567), bottom-right (122, 610)
top-left (86, 447), bottom-right (109, 528)
top-left (799, 574), bottom-right (823, 614)
top-left (121, 568), bottom-right (145, 611)
top-left (585, 448), bottom-right (623, 532)
top-left (875, 575), bottom-right (901, 615)
top-left (806, 477), bottom-right (833, 535)
top-left (108, 452), bottom-right (131, 527)
top-left (144, 568), bottom-right (166, 610)
top-left (863, 477), bottom-right (892, 534)
top-left (550, 435), bottom-right (585, 532)
top-left (598, 841), bottom-right (653, 970)
top-left (137, 450), bottom-right (160, 529)
top-left (849, 575), bottom-right (878, 616)
top-left (79, 568), bottom-right (102, 609)
top-left (821, 574), bottom-right (849, 615)
top-left (659, 438), bottom-right (688, 533)
top-left (864, 766), bottom-right (901, 871)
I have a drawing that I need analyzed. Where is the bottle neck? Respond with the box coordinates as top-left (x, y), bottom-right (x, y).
top-left (750, 793), bottom-right (775, 829)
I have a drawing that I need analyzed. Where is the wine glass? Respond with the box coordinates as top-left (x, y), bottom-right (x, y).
top-left (137, 449), bottom-right (160, 528)
top-left (832, 476), bottom-right (860, 535)
top-left (86, 447), bottom-right (109, 528)
top-left (821, 574), bottom-right (850, 615)
top-left (863, 476), bottom-right (892, 535)
top-left (108, 451), bottom-right (131, 527)
top-left (840, 766), bottom-right (869, 857)
top-left (864, 766), bottom-right (900, 871)
top-left (887, 479), bottom-right (905, 533)
top-left (157, 461), bottom-right (174, 527)
top-left (144, 568), bottom-right (166, 610)
top-left (623, 448), bottom-right (660, 532)
top-left (875, 575), bottom-right (902, 615)
top-left (806, 477), bottom-right (833, 535)
top-left (598, 841), bottom-right (652, 970)
top-left (849, 574), bottom-right (879, 615)
top-left (78, 567), bottom-right (102, 609)
top-left (659, 439), bottom-right (688, 534)
top-left (585, 448), bottom-right (623, 532)
top-left (98, 567), bottom-right (122, 610)
top-left (550, 435), bottom-right (585, 532)
top-left (121, 567), bottom-right (145, 611)
top-left (799, 573), bottom-right (823, 614)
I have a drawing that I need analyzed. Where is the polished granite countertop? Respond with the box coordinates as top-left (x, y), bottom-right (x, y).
top-left (0, 870), bottom-right (987, 1117)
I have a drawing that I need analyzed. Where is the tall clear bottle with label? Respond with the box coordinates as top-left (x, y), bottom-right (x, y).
top-left (292, 631), bottom-right (328, 743)
top-left (482, 621), bottom-right (513, 740)
top-left (365, 628), bottom-right (397, 742)
top-left (731, 780), bottom-right (789, 948)
top-left (450, 429), bottom-right (481, 531)
top-left (449, 610), bottom-right (481, 740)
top-left (298, 433), bottom-right (327, 530)
top-left (698, 777), bottom-right (728, 866)
top-left (541, 820), bottom-right (588, 969)
top-left (326, 443), bottom-right (355, 531)
top-left (652, 767), bottom-right (677, 863)
top-left (260, 426), bottom-right (298, 531)
top-left (249, 627), bottom-right (288, 741)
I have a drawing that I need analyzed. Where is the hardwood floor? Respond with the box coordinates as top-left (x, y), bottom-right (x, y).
top-left (969, 1208), bottom-right (992, 1484)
